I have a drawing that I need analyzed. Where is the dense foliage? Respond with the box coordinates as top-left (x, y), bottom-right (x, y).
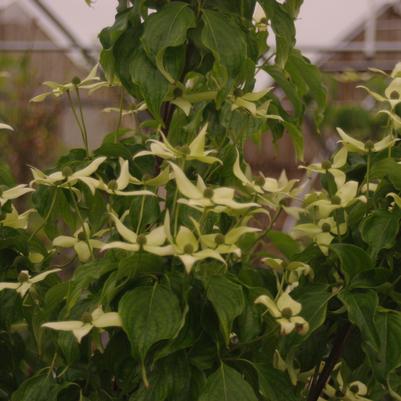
top-left (2, 1), bottom-right (401, 400)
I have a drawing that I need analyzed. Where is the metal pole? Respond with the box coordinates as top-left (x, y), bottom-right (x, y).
top-left (29, 0), bottom-right (97, 65)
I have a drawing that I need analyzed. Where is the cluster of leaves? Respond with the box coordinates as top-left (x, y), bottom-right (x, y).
top-left (2, 1), bottom-right (401, 401)
top-left (99, 0), bottom-right (326, 155)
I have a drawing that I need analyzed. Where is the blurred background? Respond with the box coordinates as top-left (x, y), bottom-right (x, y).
top-left (0, 0), bottom-right (401, 182)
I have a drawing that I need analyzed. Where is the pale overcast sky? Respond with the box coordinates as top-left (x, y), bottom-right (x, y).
top-left (37, 0), bottom-right (393, 47)
top-left (0, 0), bottom-right (396, 49)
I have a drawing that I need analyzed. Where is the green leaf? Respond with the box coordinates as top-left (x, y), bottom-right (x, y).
top-left (350, 268), bottom-right (391, 290)
top-left (201, 9), bottom-right (247, 78)
top-left (283, 121), bottom-right (304, 161)
top-left (338, 289), bottom-right (380, 350)
top-left (94, 142), bottom-right (132, 159)
top-left (258, 0), bottom-right (295, 68)
top-left (11, 374), bottom-right (71, 401)
top-left (284, 0), bottom-right (304, 18)
top-left (331, 244), bottom-right (373, 284)
top-left (198, 363), bottom-right (258, 401)
top-left (99, 7), bottom-right (138, 81)
top-left (370, 158), bottom-right (401, 190)
top-left (370, 311), bottom-right (401, 382)
top-left (292, 283), bottom-right (333, 337)
top-left (141, 1), bottom-right (196, 83)
top-left (266, 230), bottom-right (300, 259)
top-left (130, 48), bottom-right (170, 121)
top-left (263, 64), bottom-right (303, 119)
top-left (119, 283), bottom-right (182, 362)
top-left (254, 363), bottom-right (298, 401)
top-left (113, 24), bottom-right (143, 96)
top-left (286, 49), bottom-right (327, 126)
top-left (360, 210), bottom-right (400, 260)
top-left (0, 161), bottom-right (16, 186)
top-left (203, 275), bottom-right (244, 344)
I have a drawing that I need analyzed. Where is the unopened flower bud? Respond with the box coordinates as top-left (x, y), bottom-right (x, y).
top-left (108, 180), bottom-right (118, 191)
top-left (281, 307), bottom-right (293, 319)
top-left (178, 145), bottom-right (191, 155)
top-left (72, 76), bottom-right (81, 86)
top-left (62, 166), bottom-right (73, 178)
top-left (321, 223), bottom-right (332, 233)
top-left (255, 176), bottom-right (265, 186)
top-left (81, 312), bottom-right (92, 324)
top-left (203, 188), bottom-right (214, 199)
top-left (173, 87), bottom-right (183, 98)
top-left (321, 160), bottom-right (332, 170)
top-left (215, 234), bottom-right (225, 245)
top-left (137, 234), bottom-right (147, 247)
top-left (18, 271), bottom-right (30, 283)
top-left (183, 244), bottom-right (194, 254)
top-left (349, 384), bottom-right (359, 394)
top-left (77, 231), bottom-right (87, 241)
top-left (331, 195), bottom-right (341, 205)
top-left (364, 140), bottom-right (374, 151)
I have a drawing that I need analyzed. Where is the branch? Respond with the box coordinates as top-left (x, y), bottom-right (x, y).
top-left (307, 323), bottom-right (352, 401)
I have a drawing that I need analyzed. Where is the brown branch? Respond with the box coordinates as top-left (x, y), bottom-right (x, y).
top-left (307, 323), bottom-right (352, 401)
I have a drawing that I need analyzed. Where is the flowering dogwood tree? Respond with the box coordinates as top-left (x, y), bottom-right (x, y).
top-left (1, 1), bottom-right (401, 400)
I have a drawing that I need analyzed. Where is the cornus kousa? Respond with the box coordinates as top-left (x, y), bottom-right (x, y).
top-left (233, 150), bottom-right (298, 208)
top-left (336, 127), bottom-right (398, 154)
top-left (255, 287), bottom-right (309, 336)
top-left (42, 306), bottom-right (122, 343)
top-left (0, 184), bottom-right (34, 207)
top-left (53, 222), bottom-right (106, 262)
top-left (169, 162), bottom-right (260, 212)
top-left (30, 156), bottom-right (107, 194)
top-left (0, 269), bottom-right (60, 297)
top-left (300, 146), bottom-right (348, 187)
top-left (164, 212), bottom-right (225, 273)
top-left (30, 64), bottom-right (100, 102)
top-left (101, 211), bottom-right (173, 256)
top-left (4, 1), bottom-right (401, 398)
top-left (134, 124), bottom-right (221, 164)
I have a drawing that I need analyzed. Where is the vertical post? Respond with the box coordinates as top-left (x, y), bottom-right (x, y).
top-left (364, 0), bottom-right (376, 58)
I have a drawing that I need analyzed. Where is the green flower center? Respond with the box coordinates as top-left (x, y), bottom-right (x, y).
top-left (281, 307), bottom-right (293, 319)
top-left (77, 232), bottom-right (87, 241)
top-left (81, 312), bottom-right (92, 324)
top-left (321, 223), bottom-right (332, 233)
top-left (233, 88), bottom-right (243, 97)
top-left (178, 145), bottom-right (191, 155)
top-left (294, 322), bottom-right (305, 333)
top-left (349, 384), bottom-right (359, 394)
top-left (335, 390), bottom-right (345, 398)
top-left (215, 234), bottom-right (225, 245)
top-left (255, 176), bottom-right (265, 186)
top-left (203, 188), bottom-right (214, 199)
top-left (62, 166), bottom-right (73, 178)
top-left (321, 160), bottom-right (332, 170)
top-left (390, 90), bottom-right (400, 100)
top-left (72, 76), bottom-right (81, 86)
top-left (183, 244), bottom-right (194, 254)
top-left (331, 195), bottom-right (341, 205)
top-left (108, 180), bottom-right (118, 191)
top-left (364, 140), bottom-right (374, 151)
top-left (137, 234), bottom-right (147, 247)
top-left (18, 271), bottom-right (29, 283)
top-left (173, 87), bottom-right (183, 98)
